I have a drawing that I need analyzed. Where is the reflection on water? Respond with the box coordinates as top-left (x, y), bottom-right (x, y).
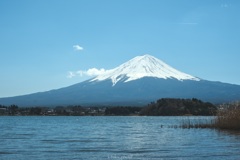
top-left (0, 116), bottom-right (240, 160)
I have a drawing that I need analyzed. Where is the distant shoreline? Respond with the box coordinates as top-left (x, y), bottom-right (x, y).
top-left (0, 98), bottom-right (218, 116)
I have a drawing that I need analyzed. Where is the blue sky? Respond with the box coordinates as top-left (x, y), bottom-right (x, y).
top-left (0, 0), bottom-right (240, 97)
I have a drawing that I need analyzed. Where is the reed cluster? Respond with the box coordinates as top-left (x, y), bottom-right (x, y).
top-left (214, 107), bottom-right (240, 130)
top-left (178, 107), bottom-right (240, 130)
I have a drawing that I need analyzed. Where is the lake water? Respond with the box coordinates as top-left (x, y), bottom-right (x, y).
top-left (0, 116), bottom-right (240, 160)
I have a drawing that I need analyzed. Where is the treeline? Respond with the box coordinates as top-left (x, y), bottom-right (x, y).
top-left (140, 98), bottom-right (217, 116)
top-left (0, 98), bottom-right (218, 116)
top-left (105, 106), bottom-right (142, 116)
top-left (0, 104), bottom-right (19, 115)
top-left (0, 105), bottom-right (105, 116)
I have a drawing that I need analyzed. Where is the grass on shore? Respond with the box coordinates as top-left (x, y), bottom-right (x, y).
top-left (178, 107), bottom-right (240, 130)
top-left (214, 107), bottom-right (240, 130)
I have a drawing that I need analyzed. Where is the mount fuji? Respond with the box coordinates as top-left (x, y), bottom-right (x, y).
top-left (91, 54), bottom-right (199, 85)
top-left (1, 54), bottom-right (240, 107)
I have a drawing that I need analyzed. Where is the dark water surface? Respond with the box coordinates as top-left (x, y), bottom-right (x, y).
top-left (0, 116), bottom-right (240, 160)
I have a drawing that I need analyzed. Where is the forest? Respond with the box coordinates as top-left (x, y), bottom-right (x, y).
top-left (0, 98), bottom-right (219, 116)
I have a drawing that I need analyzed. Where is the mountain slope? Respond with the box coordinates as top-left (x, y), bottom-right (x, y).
top-left (0, 54), bottom-right (240, 107)
top-left (91, 54), bottom-right (199, 85)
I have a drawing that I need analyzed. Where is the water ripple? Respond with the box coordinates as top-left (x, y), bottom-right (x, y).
top-left (0, 116), bottom-right (240, 159)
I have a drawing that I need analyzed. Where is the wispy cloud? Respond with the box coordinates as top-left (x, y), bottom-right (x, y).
top-left (82, 68), bottom-right (108, 76)
top-left (67, 71), bottom-right (76, 78)
top-left (73, 44), bottom-right (83, 51)
top-left (67, 68), bottom-right (109, 78)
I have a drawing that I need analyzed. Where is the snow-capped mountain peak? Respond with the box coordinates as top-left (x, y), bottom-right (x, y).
top-left (91, 54), bottom-right (200, 85)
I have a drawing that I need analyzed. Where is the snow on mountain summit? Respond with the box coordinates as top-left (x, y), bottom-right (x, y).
top-left (91, 54), bottom-right (200, 85)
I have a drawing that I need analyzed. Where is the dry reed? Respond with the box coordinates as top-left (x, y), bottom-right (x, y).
top-left (215, 107), bottom-right (240, 130)
top-left (178, 107), bottom-right (240, 130)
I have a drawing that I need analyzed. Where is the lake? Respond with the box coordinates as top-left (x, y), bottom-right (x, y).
top-left (0, 116), bottom-right (240, 160)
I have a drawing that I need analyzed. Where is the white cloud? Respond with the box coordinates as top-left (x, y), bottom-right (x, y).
top-left (73, 45), bottom-right (83, 51)
top-left (84, 68), bottom-right (107, 76)
top-left (67, 68), bottom-right (109, 78)
top-left (67, 71), bottom-right (76, 78)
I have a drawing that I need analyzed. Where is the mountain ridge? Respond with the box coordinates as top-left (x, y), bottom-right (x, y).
top-left (91, 54), bottom-right (200, 86)
top-left (0, 54), bottom-right (240, 107)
